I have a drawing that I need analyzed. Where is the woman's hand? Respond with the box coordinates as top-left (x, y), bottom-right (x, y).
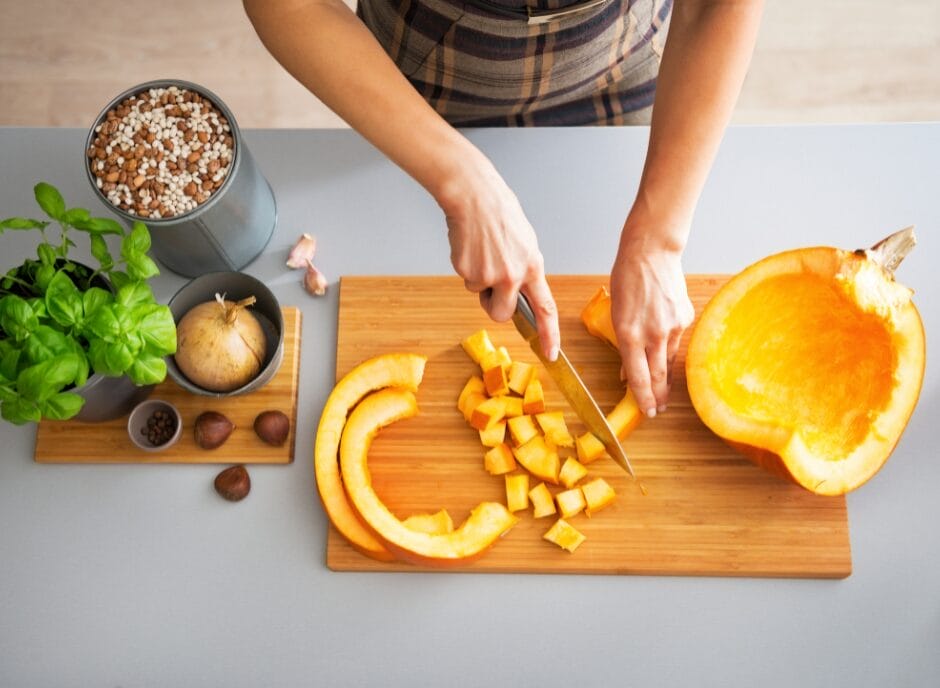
top-left (610, 221), bottom-right (694, 418)
top-left (437, 155), bottom-right (560, 361)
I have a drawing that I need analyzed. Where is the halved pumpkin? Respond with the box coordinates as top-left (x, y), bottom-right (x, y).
top-left (314, 353), bottom-right (427, 561)
top-left (339, 387), bottom-right (519, 567)
top-left (686, 229), bottom-right (925, 495)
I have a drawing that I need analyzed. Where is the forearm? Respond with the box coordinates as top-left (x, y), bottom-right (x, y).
top-left (629, 0), bottom-right (764, 249)
top-left (242, 0), bottom-right (484, 205)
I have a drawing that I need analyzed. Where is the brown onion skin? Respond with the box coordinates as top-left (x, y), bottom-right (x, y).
top-left (175, 295), bottom-right (266, 392)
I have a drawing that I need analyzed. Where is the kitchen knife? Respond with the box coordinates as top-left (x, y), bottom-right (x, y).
top-left (511, 293), bottom-right (637, 480)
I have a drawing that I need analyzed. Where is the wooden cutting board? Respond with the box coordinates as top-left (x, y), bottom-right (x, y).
top-left (34, 307), bottom-right (302, 465)
top-left (326, 276), bottom-right (851, 578)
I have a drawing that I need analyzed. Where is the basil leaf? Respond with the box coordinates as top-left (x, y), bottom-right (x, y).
top-left (122, 221), bottom-right (152, 255)
top-left (0, 295), bottom-right (39, 341)
top-left (23, 325), bottom-right (71, 365)
top-left (34, 264), bottom-right (56, 292)
top-left (116, 281), bottom-right (154, 308)
top-left (72, 216), bottom-right (124, 236)
top-left (61, 208), bottom-right (90, 226)
top-left (108, 270), bottom-right (132, 292)
top-left (0, 343), bottom-right (22, 381)
top-left (37, 243), bottom-right (57, 266)
top-left (128, 355), bottom-right (167, 386)
top-left (82, 287), bottom-right (112, 320)
top-left (34, 182), bottom-right (66, 221)
top-left (1, 396), bottom-right (41, 425)
top-left (44, 270), bottom-right (84, 327)
top-left (41, 392), bottom-right (85, 420)
top-left (124, 253), bottom-right (160, 281)
top-left (16, 354), bottom-right (81, 403)
top-left (0, 217), bottom-right (49, 231)
top-left (88, 339), bottom-right (134, 376)
top-left (84, 304), bottom-right (121, 340)
top-left (138, 305), bottom-right (177, 355)
top-left (89, 234), bottom-right (114, 271)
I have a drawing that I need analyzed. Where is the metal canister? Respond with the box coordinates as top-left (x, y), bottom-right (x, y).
top-left (85, 78), bottom-right (276, 277)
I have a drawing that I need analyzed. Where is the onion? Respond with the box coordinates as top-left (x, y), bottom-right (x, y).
top-left (175, 293), bottom-right (267, 392)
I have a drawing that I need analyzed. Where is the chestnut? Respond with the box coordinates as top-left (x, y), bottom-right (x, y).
top-left (254, 410), bottom-right (290, 447)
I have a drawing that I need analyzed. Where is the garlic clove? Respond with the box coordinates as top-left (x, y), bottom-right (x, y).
top-left (286, 232), bottom-right (317, 269)
top-left (303, 259), bottom-right (328, 296)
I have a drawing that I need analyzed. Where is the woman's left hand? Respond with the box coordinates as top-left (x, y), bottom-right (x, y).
top-left (610, 221), bottom-right (694, 418)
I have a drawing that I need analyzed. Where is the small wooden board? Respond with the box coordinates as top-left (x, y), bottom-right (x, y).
top-left (325, 276), bottom-right (852, 578)
top-left (34, 307), bottom-right (302, 465)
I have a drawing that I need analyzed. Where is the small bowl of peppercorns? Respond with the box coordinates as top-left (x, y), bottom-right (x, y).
top-left (127, 399), bottom-right (182, 452)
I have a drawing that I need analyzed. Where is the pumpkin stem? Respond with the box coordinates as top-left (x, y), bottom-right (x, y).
top-left (866, 226), bottom-right (916, 275)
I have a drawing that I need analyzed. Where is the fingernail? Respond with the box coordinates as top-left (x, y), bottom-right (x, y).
top-left (619, 367), bottom-right (626, 382)
top-left (657, 404), bottom-right (667, 414)
top-left (548, 346), bottom-right (559, 362)
top-left (646, 408), bottom-right (657, 419)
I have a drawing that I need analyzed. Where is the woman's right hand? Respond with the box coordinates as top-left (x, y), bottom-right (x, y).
top-left (436, 156), bottom-right (560, 362)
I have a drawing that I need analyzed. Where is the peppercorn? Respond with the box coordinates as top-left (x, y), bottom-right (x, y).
top-left (142, 408), bottom-right (178, 446)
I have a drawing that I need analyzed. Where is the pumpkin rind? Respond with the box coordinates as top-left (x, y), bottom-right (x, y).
top-left (314, 353), bottom-right (427, 561)
top-left (339, 387), bottom-right (519, 567)
top-left (685, 244), bottom-right (925, 495)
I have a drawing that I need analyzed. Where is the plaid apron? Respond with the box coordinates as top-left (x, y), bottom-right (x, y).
top-left (357, 0), bottom-right (672, 125)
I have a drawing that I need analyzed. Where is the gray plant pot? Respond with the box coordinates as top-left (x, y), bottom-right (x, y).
top-left (72, 373), bottom-right (155, 423)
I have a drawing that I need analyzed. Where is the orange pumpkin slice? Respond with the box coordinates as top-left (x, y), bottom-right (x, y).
top-left (339, 387), bottom-right (518, 567)
top-left (314, 353), bottom-right (427, 561)
top-left (686, 229), bottom-right (925, 495)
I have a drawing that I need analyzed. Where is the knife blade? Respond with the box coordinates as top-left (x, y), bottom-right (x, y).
top-left (511, 293), bottom-right (636, 480)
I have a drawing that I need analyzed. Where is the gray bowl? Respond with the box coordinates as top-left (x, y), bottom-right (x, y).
top-left (166, 271), bottom-right (284, 397)
top-left (127, 399), bottom-right (182, 452)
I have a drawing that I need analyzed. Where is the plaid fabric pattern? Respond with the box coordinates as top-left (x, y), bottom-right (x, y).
top-left (357, 0), bottom-right (672, 125)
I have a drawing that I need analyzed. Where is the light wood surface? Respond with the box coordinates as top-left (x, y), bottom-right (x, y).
top-left (0, 0), bottom-right (937, 127)
top-left (34, 307), bottom-right (302, 464)
top-left (325, 276), bottom-right (852, 578)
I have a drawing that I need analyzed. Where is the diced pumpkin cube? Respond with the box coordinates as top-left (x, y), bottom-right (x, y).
top-left (481, 349), bottom-right (510, 396)
top-left (522, 378), bottom-right (546, 415)
top-left (512, 435), bottom-right (560, 484)
top-left (582, 477), bottom-right (616, 517)
top-left (558, 457), bottom-right (589, 488)
top-left (543, 518), bottom-right (585, 553)
top-left (608, 389), bottom-right (642, 439)
top-left (461, 392), bottom-right (489, 423)
top-left (556, 488), bottom-right (586, 519)
top-left (576, 432), bottom-right (606, 464)
top-left (505, 473), bottom-right (530, 513)
top-left (536, 411), bottom-right (574, 448)
top-left (479, 420), bottom-right (507, 447)
top-left (470, 396), bottom-right (508, 431)
top-left (402, 509), bottom-right (454, 535)
top-left (457, 375), bottom-right (486, 413)
top-left (507, 414), bottom-right (540, 447)
top-left (502, 396), bottom-right (524, 418)
top-left (528, 482), bottom-right (556, 518)
top-left (507, 361), bottom-right (535, 396)
top-left (461, 329), bottom-right (496, 365)
top-left (484, 443), bottom-right (517, 475)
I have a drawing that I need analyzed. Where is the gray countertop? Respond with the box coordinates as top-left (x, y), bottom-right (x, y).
top-left (0, 125), bottom-right (938, 687)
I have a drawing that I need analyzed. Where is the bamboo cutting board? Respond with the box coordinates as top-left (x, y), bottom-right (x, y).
top-left (34, 307), bottom-right (301, 465)
top-left (326, 276), bottom-right (851, 578)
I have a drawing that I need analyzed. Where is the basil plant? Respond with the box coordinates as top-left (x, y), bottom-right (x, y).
top-left (0, 182), bottom-right (177, 425)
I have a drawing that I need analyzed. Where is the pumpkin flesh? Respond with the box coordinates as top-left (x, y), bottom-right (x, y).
top-left (686, 246), bottom-right (925, 495)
